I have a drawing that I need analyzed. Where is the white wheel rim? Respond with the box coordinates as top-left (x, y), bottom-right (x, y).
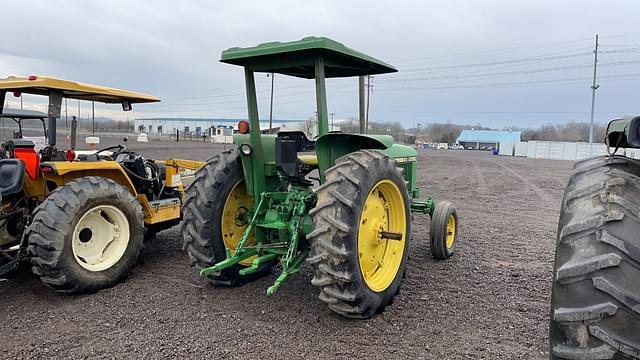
top-left (71, 205), bottom-right (130, 272)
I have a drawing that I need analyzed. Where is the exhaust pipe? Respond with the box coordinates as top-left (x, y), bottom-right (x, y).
top-left (70, 116), bottom-right (77, 149)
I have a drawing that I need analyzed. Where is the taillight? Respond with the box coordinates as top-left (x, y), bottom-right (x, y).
top-left (41, 165), bottom-right (56, 174)
top-left (65, 149), bottom-right (76, 161)
top-left (28, 75), bottom-right (38, 81)
top-left (14, 148), bottom-right (40, 180)
top-left (238, 120), bottom-right (250, 134)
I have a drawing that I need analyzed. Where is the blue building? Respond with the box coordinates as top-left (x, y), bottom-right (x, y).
top-left (456, 130), bottom-right (521, 150)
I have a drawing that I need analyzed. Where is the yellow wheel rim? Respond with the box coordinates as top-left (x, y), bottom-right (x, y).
top-left (357, 179), bottom-right (406, 292)
top-left (221, 180), bottom-right (255, 266)
top-left (446, 214), bottom-right (456, 249)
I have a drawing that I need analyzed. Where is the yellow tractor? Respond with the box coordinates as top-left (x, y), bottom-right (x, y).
top-left (0, 76), bottom-right (203, 293)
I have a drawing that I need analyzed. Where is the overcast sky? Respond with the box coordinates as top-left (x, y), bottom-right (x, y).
top-left (2, 0), bottom-right (639, 129)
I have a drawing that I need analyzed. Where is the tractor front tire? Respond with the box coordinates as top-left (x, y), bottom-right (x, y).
top-left (27, 177), bottom-right (144, 293)
top-left (550, 155), bottom-right (640, 359)
top-left (309, 150), bottom-right (411, 318)
top-left (430, 201), bottom-right (458, 260)
top-left (181, 150), bottom-right (274, 286)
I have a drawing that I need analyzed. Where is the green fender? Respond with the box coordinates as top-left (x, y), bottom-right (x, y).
top-left (316, 133), bottom-right (392, 176)
top-left (315, 133), bottom-right (419, 197)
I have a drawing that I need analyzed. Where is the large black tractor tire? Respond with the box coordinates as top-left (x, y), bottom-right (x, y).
top-left (550, 155), bottom-right (640, 359)
top-left (181, 150), bottom-right (275, 286)
top-left (27, 177), bottom-right (144, 293)
top-left (308, 150), bottom-right (411, 318)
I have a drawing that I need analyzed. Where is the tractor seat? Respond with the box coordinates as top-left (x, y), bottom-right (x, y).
top-left (297, 154), bottom-right (318, 166)
top-left (0, 159), bottom-right (26, 196)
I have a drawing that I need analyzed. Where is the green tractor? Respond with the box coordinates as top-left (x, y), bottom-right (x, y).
top-left (550, 117), bottom-right (640, 358)
top-left (182, 37), bottom-right (459, 318)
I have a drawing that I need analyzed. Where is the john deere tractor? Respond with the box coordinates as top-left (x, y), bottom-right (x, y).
top-left (550, 117), bottom-right (640, 359)
top-left (182, 37), bottom-right (459, 318)
top-left (0, 76), bottom-right (203, 293)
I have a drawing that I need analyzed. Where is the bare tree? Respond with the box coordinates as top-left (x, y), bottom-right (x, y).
top-left (303, 116), bottom-right (317, 138)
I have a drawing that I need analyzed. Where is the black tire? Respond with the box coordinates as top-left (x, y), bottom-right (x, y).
top-left (550, 155), bottom-right (640, 359)
top-left (26, 177), bottom-right (144, 293)
top-left (181, 150), bottom-right (274, 286)
top-left (308, 149), bottom-right (411, 318)
top-left (430, 201), bottom-right (458, 260)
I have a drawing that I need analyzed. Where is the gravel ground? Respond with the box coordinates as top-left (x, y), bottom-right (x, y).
top-left (0, 143), bottom-right (573, 359)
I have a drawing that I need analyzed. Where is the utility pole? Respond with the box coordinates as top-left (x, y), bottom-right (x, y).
top-left (92, 100), bottom-right (95, 135)
top-left (359, 76), bottom-right (366, 134)
top-left (330, 112), bottom-right (335, 131)
top-left (365, 75), bottom-right (373, 132)
top-left (20, 95), bottom-right (23, 110)
top-left (588, 34), bottom-right (600, 156)
top-left (268, 73), bottom-right (274, 133)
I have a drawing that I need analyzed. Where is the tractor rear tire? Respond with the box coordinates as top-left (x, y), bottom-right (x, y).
top-left (27, 177), bottom-right (144, 293)
top-left (309, 149), bottom-right (411, 318)
top-left (181, 150), bottom-right (275, 286)
top-left (550, 155), bottom-right (640, 359)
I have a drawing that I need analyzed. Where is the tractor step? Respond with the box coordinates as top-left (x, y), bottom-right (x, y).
top-left (146, 198), bottom-right (181, 225)
top-left (148, 198), bottom-right (180, 208)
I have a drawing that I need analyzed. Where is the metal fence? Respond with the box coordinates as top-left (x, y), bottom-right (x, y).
top-left (499, 140), bottom-right (612, 160)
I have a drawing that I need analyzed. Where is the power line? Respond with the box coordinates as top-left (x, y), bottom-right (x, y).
top-left (377, 60), bottom-right (640, 86)
top-left (153, 85), bottom-right (357, 109)
top-left (152, 38), bottom-right (618, 102)
top-left (391, 36), bottom-right (596, 64)
top-left (144, 37), bottom-right (639, 113)
top-left (391, 50), bottom-right (593, 74)
top-left (374, 73), bottom-right (640, 92)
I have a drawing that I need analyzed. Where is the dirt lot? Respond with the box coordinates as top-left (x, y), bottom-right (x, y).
top-left (0, 142), bottom-right (573, 359)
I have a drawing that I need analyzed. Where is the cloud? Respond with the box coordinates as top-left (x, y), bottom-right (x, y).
top-left (2, 0), bottom-right (639, 128)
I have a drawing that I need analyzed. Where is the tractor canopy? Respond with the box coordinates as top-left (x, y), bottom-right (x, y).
top-left (0, 76), bottom-right (160, 104)
top-left (0, 76), bottom-right (160, 147)
top-left (1, 108), bottom-right (47, 119)
top-left (0, 108), bottom-right (48, 141)
top-left (221, 36), bottom-right (397, 78)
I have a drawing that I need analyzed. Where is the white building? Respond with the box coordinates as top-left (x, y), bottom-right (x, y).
top-left (134, 117), bottom-right (339, 138)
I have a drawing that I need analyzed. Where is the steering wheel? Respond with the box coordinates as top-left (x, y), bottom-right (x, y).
top-left (92, 144), bottom-right (128, 161)
top-left (95, 144), bottom-right (124, 155)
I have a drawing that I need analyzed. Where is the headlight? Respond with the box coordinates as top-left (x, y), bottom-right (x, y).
top-left (240, 143), bottom-right (253, 155)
